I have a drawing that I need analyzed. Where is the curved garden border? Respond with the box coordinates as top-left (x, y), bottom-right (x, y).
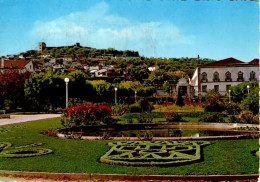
top-left (0, 170), bottom-right (258, 181)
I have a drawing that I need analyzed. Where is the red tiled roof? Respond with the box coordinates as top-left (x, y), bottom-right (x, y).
top-left (204, 57), bottom-right (244, 66)
top-left (173, 70), bottom-right (185, 74)
top-left (65, 69), bottom-right (78, 73)
top-left (0, 60), bottom-right (30, 69)
top-left (77, 56), bottom-right (86, 59)
top-left (92, 58), bottom-right (104, 61)
top-left (249, 59), bottom-right (259, 65)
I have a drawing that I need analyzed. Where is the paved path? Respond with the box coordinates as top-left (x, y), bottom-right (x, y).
top-left (0, 114), bottom-right (61, 126)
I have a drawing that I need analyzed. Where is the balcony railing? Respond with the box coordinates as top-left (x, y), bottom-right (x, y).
top-left (250, 78), bottom-right (257, 81)
top-left (225, 78), bottom-right (232, 82)
top-left (201, 79), bottom-right (208, 83)
top-left (213, 78), bottom-right (220, 82)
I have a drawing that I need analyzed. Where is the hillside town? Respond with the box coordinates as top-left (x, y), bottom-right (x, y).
top-left (0, 42), bottom-right (258, 98)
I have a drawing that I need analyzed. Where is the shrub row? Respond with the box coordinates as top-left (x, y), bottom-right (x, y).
top-left (199, 112), bottom-right (259, 124)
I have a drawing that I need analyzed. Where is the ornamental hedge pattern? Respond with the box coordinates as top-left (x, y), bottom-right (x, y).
top-left (100, 141), bottom-right (210, 166)
top-left (0, 142), bottom-right (53, 158)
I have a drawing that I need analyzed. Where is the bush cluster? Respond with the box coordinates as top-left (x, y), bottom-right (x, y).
top-left (136, 113), bottom-right (154, 123)
top-left (223, 102), bottom-right (241, 115)
top-left (239, 112), bottom-right (259, 124)
top-left (165, 112), bottom-right (182, 122)
top-left (61, 103), bottom-right (113, 127)
top-left (111, 104), bottom-right (128, 116)
top-left (129, 99), bottom-right (153, 113)
top-left (199, 113), bottom-right (224, 123)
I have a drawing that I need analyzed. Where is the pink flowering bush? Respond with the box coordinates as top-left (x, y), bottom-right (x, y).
top-left (61, 104), bottom-right (112, 127)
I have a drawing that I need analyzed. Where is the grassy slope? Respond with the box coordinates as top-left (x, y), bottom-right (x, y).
top-left (0, 118), bottom-right (258, 175)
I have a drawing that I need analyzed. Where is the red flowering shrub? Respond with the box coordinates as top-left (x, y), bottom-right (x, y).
top-left (61, 104), bottom-right (112, 127)
top-left (184, 102), bottom-right (203, 107)
top-left (162, 103), bottom-right (175, 107)
top-left (95, 105), bottom-right (112, 121)
top-left (0, 71), bottom-right (31, 109)
top-left (165, 112), bottom-right (182, 122)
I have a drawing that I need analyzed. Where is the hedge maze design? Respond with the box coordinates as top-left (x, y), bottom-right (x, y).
top-left (0, 142), bottom-right (53, 158)
top-left (100, 141), bottom-right (210, 166)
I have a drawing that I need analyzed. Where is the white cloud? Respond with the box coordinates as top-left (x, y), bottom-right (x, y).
top-left (31, 2), bottom-right (195, 57)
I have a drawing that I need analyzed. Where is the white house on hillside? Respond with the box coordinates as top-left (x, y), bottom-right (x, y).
top-left (189, 57), bottom-right (259, 96)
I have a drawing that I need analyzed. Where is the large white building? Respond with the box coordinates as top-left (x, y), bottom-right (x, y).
top-left (189, 57), bottom-right (259, 96)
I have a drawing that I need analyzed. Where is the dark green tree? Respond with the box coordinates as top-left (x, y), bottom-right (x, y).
top-left (175, 88), bottom-right (185, 106)
top-left (241, 87), bottom-right (259, 114)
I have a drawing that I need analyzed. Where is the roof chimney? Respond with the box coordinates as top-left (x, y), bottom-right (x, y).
top-left (1, 58), bottom-right (4, 68)
top-left (197, 54), bottom-right (200, 64)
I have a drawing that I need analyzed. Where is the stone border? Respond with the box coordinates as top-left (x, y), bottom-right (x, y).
top-left (0, 170), bottom-right (258, 181)
top-left (58, 133), bottom-right (252, 140)
top-left (57, 122), bottom-right (259, 140)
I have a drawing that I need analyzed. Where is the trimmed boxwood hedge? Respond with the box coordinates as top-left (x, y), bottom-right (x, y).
top-left (0, 142), bottom-right (53, 158)
top-left (100, 141), bottom-right (210, 166)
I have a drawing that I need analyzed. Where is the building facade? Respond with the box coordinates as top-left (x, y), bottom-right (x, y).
top-left (0, 59), bottom-right (34, 73)
top-left (190, 57), bottom-right (259, 96)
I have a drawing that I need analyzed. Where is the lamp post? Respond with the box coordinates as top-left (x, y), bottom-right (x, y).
top-left (115, 88), bottom-right (118, 105)
top-left (135, 91), bottom-right (137, 103)
top-left (64, 77), bottom-right (69, 108)
top-left (247, 85), bottom-right (250, 95)
top-left (228, 90), bottom-right (231, 103)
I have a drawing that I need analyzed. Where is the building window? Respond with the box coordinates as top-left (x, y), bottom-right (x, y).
top-left (237, 71), bottom-right (244, 82)
top-left (250, 71), bottom-right (256, 81)
top-left (226, 85), bottom-right (231, 91)
top-left (225, 71), bottom-right (232, 81)
top-left (201, 72), bottom-right (207, 82)
top-left (202, 85), bottom-right (207, 93)
top-left (213, 72), bottom-right (220, 82)
top-left (214, 85), bottom-right (219, 92)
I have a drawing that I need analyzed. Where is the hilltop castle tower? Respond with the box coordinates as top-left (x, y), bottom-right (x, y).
top-left (39, 42), bottom-right (46, 53)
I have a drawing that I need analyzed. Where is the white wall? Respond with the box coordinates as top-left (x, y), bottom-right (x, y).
top-left (190, 66), bottom-right (259, 96)
top-left (200, 66), bottom-right (258, 82)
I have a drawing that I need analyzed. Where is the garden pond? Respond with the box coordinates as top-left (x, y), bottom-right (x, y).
top-left (58, 123), bottom-right (259, 138)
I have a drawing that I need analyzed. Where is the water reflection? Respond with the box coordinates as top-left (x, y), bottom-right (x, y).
top-left (87, 128), bottom-right (243, 137)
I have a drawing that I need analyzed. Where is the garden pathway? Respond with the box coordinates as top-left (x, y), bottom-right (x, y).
top-left (0, 114), bottom-right (61, 126)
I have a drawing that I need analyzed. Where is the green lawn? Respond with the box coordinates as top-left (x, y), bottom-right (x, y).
top-left (0, 117), bottom-right (258, 175)
top-left (153, 105), bottom-right (204, 113)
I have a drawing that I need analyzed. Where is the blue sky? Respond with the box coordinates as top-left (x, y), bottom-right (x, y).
top-left (0, 0), bottom-right (258, 61)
